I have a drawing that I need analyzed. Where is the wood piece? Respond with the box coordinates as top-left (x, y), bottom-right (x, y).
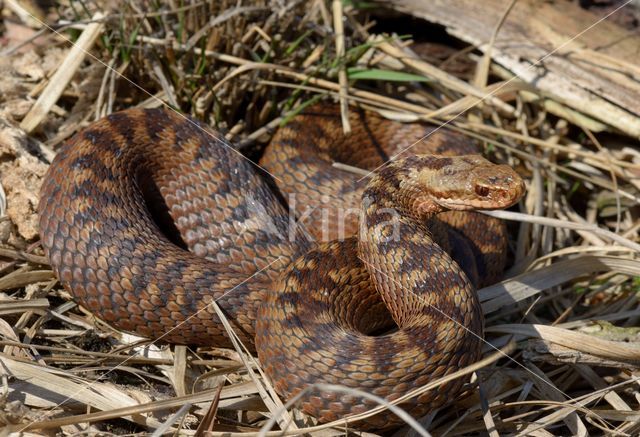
top-left (381, 0), bottom-right (640, 138)
top-left (488, 323), bottom-right (640, 362)
top-left (525, 339), bottom-right (640, 369)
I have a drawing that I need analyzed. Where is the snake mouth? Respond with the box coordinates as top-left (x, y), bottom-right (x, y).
top-left (435, 197), bottom-right (504, 210)
top-left (434, 183), bottom-right (524, 210)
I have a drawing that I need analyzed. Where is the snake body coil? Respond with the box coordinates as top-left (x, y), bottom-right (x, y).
top-left (38, 106), bottom-right (524, 427)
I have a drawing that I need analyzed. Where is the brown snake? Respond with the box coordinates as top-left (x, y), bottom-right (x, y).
top-left (38, 105), bottom-right (524, 428)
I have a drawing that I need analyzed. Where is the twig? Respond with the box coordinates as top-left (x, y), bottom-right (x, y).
top-left (184, 6), bottom-right (267, 51)
top-left (20, 12), bottom-right (106, 133)
top-left (372, 36), bottom-right (515, 115)
top-left (481, 210), bottom-right (640, 252)
top-left (332, 0), bottom-right (351, 134)
top-left (473, 0), bottom-right (518, 88)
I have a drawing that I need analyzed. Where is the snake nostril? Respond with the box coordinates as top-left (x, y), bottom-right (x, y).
top-left (475, 185), bottom-right (490, 197)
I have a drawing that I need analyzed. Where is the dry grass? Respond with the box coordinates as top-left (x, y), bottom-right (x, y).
top-left (1, 0), bottom-right (639, 435)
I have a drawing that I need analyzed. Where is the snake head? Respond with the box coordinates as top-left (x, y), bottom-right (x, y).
top-left (411, 154), bottom-right (525, 212)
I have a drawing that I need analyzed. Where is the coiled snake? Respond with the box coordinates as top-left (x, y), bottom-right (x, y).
top-left (38, 105), bottom-right (524, 428)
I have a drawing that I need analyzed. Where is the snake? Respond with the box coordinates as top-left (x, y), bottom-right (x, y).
top-left (38, 104), bottom-right (524, 428)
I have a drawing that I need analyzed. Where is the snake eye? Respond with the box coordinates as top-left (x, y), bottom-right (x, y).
top-left (475, 185), bottom-right (490, 197)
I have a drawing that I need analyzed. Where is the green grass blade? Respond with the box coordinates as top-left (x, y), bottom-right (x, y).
top-left (347, 68), bottom-right (430, 82)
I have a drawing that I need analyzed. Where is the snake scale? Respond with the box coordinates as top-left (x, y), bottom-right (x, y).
top-left (38, 105), bottom-right (524, 428)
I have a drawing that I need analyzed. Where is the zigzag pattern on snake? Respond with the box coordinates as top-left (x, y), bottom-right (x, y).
top-left (38, 105), bottom-right (524, 428)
